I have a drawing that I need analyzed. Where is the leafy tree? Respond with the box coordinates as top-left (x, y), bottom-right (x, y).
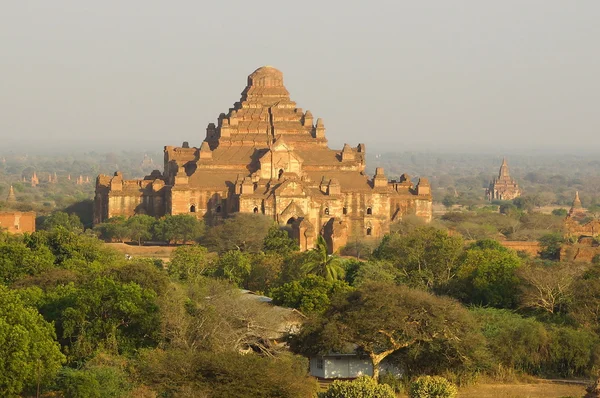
top-left (40, 211), bottom-right (84, 233)
top-left (291, 282), bottom-right (482, 380)
top-left (0, 286), bottom-right (65, 397)
top-left (202, 213), bottom-right (273, 253)
top-left (319, 376), bottom-right (395, 398)
top-left (125, 215), bottom-right (155, 245)
top-left (473, 308), bottom-right (549, 374)
top-left (538, 233), bottom-right (564, 260)
top-left (245, 253), bottom-right (284, 292)
top-left (552, 208), bottom-right (568, 217)
top-left (373, 227), bottom-right (463, 291)
top-left (214, 250), bottom-right (252, 286)
top-left (571, 265), bottom-right (600, 332)
top-left (302, 236), bottom-right (345, 281)
top-left (168, 245), bottom-right (214, 282)
top-left (110, 259), bottom-right (170, 296)
top-left (59, 277), bottom-right (160, 361)
top-left (154, 214), bottom-right (204, 244)
top-left (93, 216), bottom-right (128, 242)
top-left (270, 275), bottom-right (353, 314)
top-left (57, 354), bottom-right (131, 398)
top-left (453, 243), bottom-right (522, 308)
top-left (262, 225), bottom-right (299, 256)
top-left (345, 260), bottom-right (400, 287)
top-left (0, 241), bottom-right (55, 284)
top-left (136, 349), bottom-right (318, 398)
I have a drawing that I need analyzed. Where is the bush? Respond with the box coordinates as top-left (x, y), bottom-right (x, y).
top-left (409, 376), bottom-right (458, 398)
top-left (379, 371), bottom-right (404, 393)
top-left (319, 376), bottom-right (395, 398)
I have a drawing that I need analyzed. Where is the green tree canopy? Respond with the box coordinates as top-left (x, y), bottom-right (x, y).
top-left (291, 282), bottom-right (482, 380)
top-left (270, 274), bottom-right (353, 314)
top-left (0, 286), bottom-right (65, 397)
top-left (262, 225), bottom-right (299, 256)
top-left (154, 214), bottom-right (204, 244)
top-left (168, 245), bottom-right (214, 282)
top-left (373, 227), bottom-right (464, 291)
top-left (201, 213), bottom-right (273, 253)
top-left (453, 244), bottom-right (522, 308)
top-left (40, 211), bottom-right (84, 233)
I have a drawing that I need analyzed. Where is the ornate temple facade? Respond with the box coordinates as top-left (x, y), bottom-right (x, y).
top-left (94, 66), bottom-right (432, 251)
top-left (486, 158), bottom-right (521, 201)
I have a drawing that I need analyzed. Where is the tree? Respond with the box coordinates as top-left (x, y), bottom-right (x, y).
top-left (60, 277), bottom-right (160, 361)
top-left (302, 236), bottom-right (345, 281)
top-left (245, 253), bottom-right (284, 292)
top-left (125, 215), bottom-right (156, 245)
top-left (538, 233), bottom-right (564, 260)
top-left (168, 245), bottom-right (214, 282)
top-left (373, 227), bottom-right (463, 291)
top-left (552, 208), bottom-right (568, 217)
top-left (518, 261), bottom-right (584, 314)
top-left (0, 241), bottom-right (55, 284)
top-left (202, 213), bottom-right (273, 253)
top-left (93, 216), bottom-right (128, 242)
top-left (214, 250), bottom-right (252, 286)
top-left (40, 211), bottom-right (84, 233)
top-left (262, 226), bottom-right (299, 256)
top-left (135, 349), bottom-right (318, 398)
top-left (291, 282), bottom-right (481, 380)
top-left (453, 243), bottom-right (522, 308)
top-left (154, 214), bottom-right (204, 244)
top-left (0, 286), bottom-right (65, 397)
top-left (270, 275), bottom-right (353, 314)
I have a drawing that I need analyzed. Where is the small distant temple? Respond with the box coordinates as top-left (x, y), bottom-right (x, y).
top-left (95, 66), bottom-right (433, 251)
top-left (486, 158), bottom-right (521, 201)
top-left (562, 191), bottom-right (600, 262)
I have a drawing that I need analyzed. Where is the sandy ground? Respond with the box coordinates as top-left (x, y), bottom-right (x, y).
top-left (456, 382), bottom-right (586, 398)
top-left (105, 242), bottom-right (176, 262)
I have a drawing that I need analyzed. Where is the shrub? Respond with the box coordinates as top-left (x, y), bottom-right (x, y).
top-left (409, 376), bottom-right (458, 398)
top-left (319, 376), bottom-right (395, 398)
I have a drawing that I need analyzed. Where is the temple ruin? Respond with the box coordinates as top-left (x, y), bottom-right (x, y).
top-left (95, 66), bottom-right (432, 251)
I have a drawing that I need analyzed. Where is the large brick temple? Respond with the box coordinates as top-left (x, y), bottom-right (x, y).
top-left (94, 66), bottom-right (432, 251)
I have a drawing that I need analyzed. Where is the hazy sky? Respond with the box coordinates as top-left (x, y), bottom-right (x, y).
top-left (1, 1), bottom-right (599, 154)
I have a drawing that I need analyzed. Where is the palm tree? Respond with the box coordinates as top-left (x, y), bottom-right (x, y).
top-left (302, 236), bottom-right (345, 281)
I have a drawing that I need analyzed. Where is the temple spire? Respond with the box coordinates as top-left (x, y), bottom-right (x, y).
top-left (573, 191), bottom-right (582, 209)
top-left (499, 157), bottom-right (510, 178)
top-left (6, 185), bottom-right (16, 202)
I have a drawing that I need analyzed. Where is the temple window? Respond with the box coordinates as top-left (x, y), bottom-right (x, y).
top-left (366, 227), bottom-right (372, 236)
top-left (190, 205), bottom-right (196, 213)
top-left (343, 207), bottom-right (348, 215)
top-left (324, 207), bottom-right (330, 215)
top-left (278, 169), bottom-right (284, 179)
top-left (366, 207), bottom-right (372, 215)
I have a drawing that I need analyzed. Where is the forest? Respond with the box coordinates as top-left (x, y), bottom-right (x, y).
top-left (1, 150), bottom-right (600, 397)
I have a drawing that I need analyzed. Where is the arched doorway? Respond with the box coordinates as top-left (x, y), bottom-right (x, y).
top-left (286, 217), bottom-right (296, 226)
top-left (190, 205), bottom-right (196, 213)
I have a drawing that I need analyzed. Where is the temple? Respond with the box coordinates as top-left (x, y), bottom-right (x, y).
top-left (486, 158), bottom-right (521, 201)
top-left (94, 66), bottom-right (432, 251)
